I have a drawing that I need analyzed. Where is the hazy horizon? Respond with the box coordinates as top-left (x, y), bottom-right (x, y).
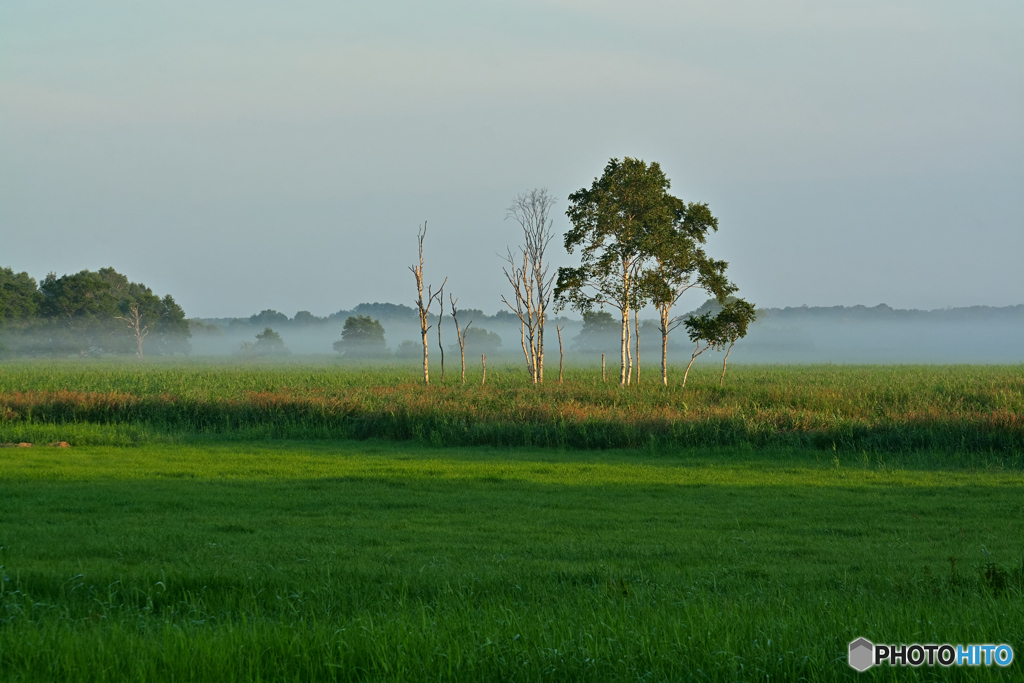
top-left (3, 1), bottom-right (1021, 318)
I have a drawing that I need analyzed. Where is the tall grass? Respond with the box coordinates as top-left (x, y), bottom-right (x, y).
top-left (1, 361), bottom-right (1022, 454)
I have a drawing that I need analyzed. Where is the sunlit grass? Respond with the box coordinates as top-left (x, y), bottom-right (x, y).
top-left (1, 441), bottom-right (1022, 681)
top-left (2, 360), bottom-right (1022, 454)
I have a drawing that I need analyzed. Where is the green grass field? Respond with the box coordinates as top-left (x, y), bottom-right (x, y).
top-left (1, 360), bottom-right (1022, 680)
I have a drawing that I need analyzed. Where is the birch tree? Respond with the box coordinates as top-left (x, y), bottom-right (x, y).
top-left (716, 299), bottom-right (756, 385)
top-left (680, 299), bottom-right (755, 388)
top-left (555, 158), bottom-right (677, 385)
top-left (409, 223), bottom-right (445, 385)
top-left (641, 201), bottom-right (735, 386)
top-left (502, 189), bottom-right (556, 384)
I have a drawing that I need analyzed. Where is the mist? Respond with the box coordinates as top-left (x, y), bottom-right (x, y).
top-left (183, 303), bottom-right (1024, 366)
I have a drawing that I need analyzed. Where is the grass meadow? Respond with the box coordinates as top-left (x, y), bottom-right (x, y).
top-left (0, 359), bottom-right (1022, 681)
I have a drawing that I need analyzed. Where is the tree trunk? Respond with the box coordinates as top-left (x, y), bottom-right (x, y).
top-left (459, 334), bottom-right (466, 384)
top-left (624, 307), bottom-right (633, 386)
top-left (537, 325), bottom-right (544, 383)
top-left (619, 308), bottom-right (628, 386)
top-left (660, 307), bottom-right (669, 386)
top-left (520, 321), bottom-right (533, 379)
top-left (602, 354), bottom-right (606, 383)
top-left (682, 342), bottom-right (704, 388)
top-left (481, 355), bottom-right (486, 386)
top-left (720, 342), bottom-right (735, 386)
top-left (634, 314), bottom-right (640, 385)
top-left (421, 327), bottom-right (430, 385)
top-left (530, 334), bottom-right (539, 385)
top-left (557, 325), bottom-right (564, 383)
top-left (437, 285), bottom-right (445, 383)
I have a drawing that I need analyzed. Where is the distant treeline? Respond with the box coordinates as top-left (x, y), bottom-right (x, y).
top-left (194, 301), bottom-right (1024, 334)
top-left (4, 263), bottom-right (1022, 359)
top-left (755, 303), bottom-right (1024, 322)
top-left (193, 302), bottom-right (575, 332)
top-left (0, 267), bottom-right (189, 357)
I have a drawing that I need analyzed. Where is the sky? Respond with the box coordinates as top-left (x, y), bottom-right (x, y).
top-left (2, 0), bottom-right (1021, 318)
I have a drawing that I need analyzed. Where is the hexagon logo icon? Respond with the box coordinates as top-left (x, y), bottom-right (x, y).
top-left (848, 638), bottom-right (874, 672)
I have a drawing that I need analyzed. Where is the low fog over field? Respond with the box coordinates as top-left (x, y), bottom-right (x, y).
top-left (189, 302), bottom-right (1024, 365)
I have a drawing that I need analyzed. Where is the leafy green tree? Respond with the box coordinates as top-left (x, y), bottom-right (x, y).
top-left (1, 266), bottom-right (188, 357)
top-left (39, 269), bottom-right (124, 354)
top-left (249, 310), bottom-right (290, 327)
top-left (713, 299), bottom-right (756, 385)
top-left (571, 310), bottom-right (620, 353)
top-left (292, 311), bottom-right (322, 326)
top-left (555, 158), bottom-right (681, 385)
top-left (640, 201), bottom-right (735, 385)
top-left (681, 299), bottom-right (756, 387)
top-left (333, 316), bottom-right (388, 357)
top-left (395, 339), bottom-right (421, 359)
top-left (254, 327), bottom-right (289, 356)
top-left (461, 327), bottom-right (502, 357)
top-left (0, 268), bottom-right (43, 327)
top-left (150, 294), bottom-right (191, 355)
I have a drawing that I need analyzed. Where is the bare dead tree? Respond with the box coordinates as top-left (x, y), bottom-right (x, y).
top-left (481, 355), bottom-right (486, 386)
top-left (437, 282), bottom-right (445, 383)
top-left (602, 354), bottom-right (606, 383)
top-left (116, 304), bottom-right (149, 359)
top-left (409, 223), bottom-right (446, 385)
top-left (503, 249), bottom-right (538, 382)
top-left (503, 188), bottom-right (556, 384)
top-left (556, 324), bottom-right (564, 383)
top-left (450, 294), bottom-right (472, 385)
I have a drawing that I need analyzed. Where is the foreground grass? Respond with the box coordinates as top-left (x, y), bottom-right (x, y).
top-left (1, 360), bottom-right (1022, 454)
top-left (1, 441), bottom-right (1021, 681)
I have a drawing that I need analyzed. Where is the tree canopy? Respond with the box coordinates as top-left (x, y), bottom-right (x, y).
top-left (556, 157), bottom-right (742, 385)
top-left (334, 316), bottom-right (388, 357)
top-left (0, 266), bottom-right (189, 356)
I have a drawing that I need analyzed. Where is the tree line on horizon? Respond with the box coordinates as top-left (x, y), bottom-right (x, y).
top-left (0, 266), bottom-right (189, 358)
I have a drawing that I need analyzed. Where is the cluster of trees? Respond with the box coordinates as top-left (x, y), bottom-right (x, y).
top-left (553, 158), bottom-right (755, 386)
top-left (331, 314), bottom-right (502, 361)
top-left (399, 158), bottom-right (755, 387)
top-left (237, 327), bottom-right (291, 357)
top-left (0, 267), bottom-right (190, 357)
top-left (190, 303), bottom-right (551, 337)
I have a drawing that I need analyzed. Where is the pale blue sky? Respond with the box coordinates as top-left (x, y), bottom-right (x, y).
top-left (2, 1), bottom-right (1021, 317)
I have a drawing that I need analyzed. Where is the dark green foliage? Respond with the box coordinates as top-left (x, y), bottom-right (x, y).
top-left (188, 319), bottom-right (224, 336)
top-left (353, 301), bottom-right (419, 321)
top-left (461, 327), bottom-right (501, 356)
top-left (291, 310), bottom-right (323, 326)
top-left (246, 309), bottom-right (289, 327)
top-left (0, 266), bottom-right (189, 357)
top-left (253, 328), bottom-right (289, 356)
top-left (0, 268), bottom-right (43, 326)
top-left (395, 339), bottom-right (421, 359)
top-left (571, 310), bottom-right (619, 352)
top-left (9, 267), bottom-right (192, 356)
top-left (685, 300), bottom-right (757, 353)
top-left (334, 316), bottom-right (388, 357)
top-left (556, 157), bottom-right (677, 316)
